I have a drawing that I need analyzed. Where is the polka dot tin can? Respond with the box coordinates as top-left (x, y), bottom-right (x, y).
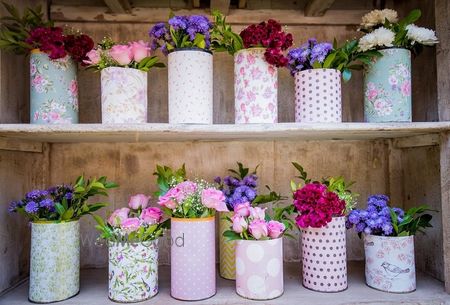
top-left (294, 69), bottom-right (342, 123)
top-left (235, 238), bottom-right (284, 300)
top-left (170, 216), bottom-right (216, 301)
top-left (301, 216), bottom-right (347, 292)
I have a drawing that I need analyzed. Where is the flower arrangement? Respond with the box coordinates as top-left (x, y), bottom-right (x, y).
top-left (83, 37), bottom-right (164, 71)
top-left (358, 9), bottom-right (438, 54)
top-left (148, 14), bottom-right (213, 55)
top-left (8, 175), bottom-right (118, 222)
top-left (346, 194), bottom-right (433, 236)
top-left (93, 194), bottom-right (169, 242)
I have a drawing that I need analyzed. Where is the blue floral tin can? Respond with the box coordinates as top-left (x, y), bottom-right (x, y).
top-left (364, 48), bottom-right (412, 122)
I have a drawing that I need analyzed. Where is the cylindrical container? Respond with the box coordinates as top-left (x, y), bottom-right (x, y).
top-left (101, 67), bottom-right (148, 124)
top-left (235, 238), bottom-right (283, 300)
top-left (294, 69), bottom-right (342, 123)
top-left (301, 216), bottom-right (347, 292)
top-left (108, 240), bottom-right (159, 302)
top-left (219, 211), bottom-right (236, 280)
top-left (168, 49), bottom-right (213, 124)
top-left (30, 49), bottom-right (79, 124)
top-left (29, 220), bottom-right (80, 303)
top-left (234, 48), bottom-right (278, 124)
top-left (171, 217), bottom-right (216, 300)
top-left (364, 48), bottom-right (412, 122)
top-left (364, 234), bottom-right (416, 293)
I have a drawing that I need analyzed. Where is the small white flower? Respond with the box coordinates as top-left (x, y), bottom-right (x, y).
top-left (358, 27), bottom-right (395, 52)
top-left (406, 24), bottom-right (439, 46)
top-left (361, 9), bottom-right (398, 29)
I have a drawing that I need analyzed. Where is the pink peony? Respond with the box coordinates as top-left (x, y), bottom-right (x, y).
top-left (108, 207), bottom-right (130, 226)
top-left (249, 206), bottom-right (266, 220)
top-left (232, 214), bottom-right (248, 233)
top-left (128, 194), bottom-right (150, 210)
top-left (248, 219), bottom-right (268, 239)
top-left (234, 202), bottom-right (251, 217)
top-left (121, 217), bottom-right (141, 233)
top-left (267, 220), bottom-right (285, 239)
top-left (109, 44), bottom-right (133, 65)
top-left (129, 40), bottom-right (150, 63)
top-left (140, 207), bottom-right (162, 224)
top-left (83, 49), bottom-right (100, 65)
top-left (201, 188), bottom-right (228, 212)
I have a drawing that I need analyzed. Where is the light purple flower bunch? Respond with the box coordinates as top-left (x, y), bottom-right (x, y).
top-left (286, 38), bottom-right (333, 75)
top-left (214, 174), bottom-right (257, 211)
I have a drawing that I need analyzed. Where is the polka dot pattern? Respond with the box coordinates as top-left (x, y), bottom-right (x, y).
top-left (301, 217), bottom-right (347, 292)
top-left (294, 69), bottom-right (342, 123)
top-left (168, 50), bottom-right (213, 124)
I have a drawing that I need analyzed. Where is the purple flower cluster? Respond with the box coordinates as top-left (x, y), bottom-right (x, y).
top-left (346, 194), bottom-right (405, 236)
top-left (286, 38), bottom-right (333, 75)
top-left (215, 174), bottom-right (257, 211)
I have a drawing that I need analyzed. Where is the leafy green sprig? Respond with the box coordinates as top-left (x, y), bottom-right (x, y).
top-left (389, 205), bottom-right (434, 236)
top-left (210, 10), bottom-right (244, 55)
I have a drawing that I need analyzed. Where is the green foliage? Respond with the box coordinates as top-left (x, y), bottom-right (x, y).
top-left (391, 9), bottom-right (423, 54)
top-left (227, 161), bottom-right (258, 180)
top-left (153, 164), bottom-right (186, 197)
top-left (390, 205), bottom-right (434, 236)
top-left (135, 56), bottom-right (165, 71)
top-left (210, 10), bottom-right (244, 55)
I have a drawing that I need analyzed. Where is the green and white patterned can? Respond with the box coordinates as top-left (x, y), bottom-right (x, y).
top-left (364, 48), bottom-right (412, 122)
top-left (29, 220), bottom-right (80, 303)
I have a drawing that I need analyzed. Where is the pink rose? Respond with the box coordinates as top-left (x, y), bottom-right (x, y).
top-left (157, 193), bottom-right (177, 209)
top-left (140, 207), bottom-right (162, 224)
top-left (201, 188), bottom-right (228, 212)
top-left (234, 202), bottom-right (251, 217)
top-left (177, 181), bottom-right (197, 195)
top-left (109, 44), bottom-right (133, 65)
top-left (267, 220), bottom-right (285, 239)
top-left (128, 194), bottom-right (150, 210)
top-left (129, 40), bottom-right (150, 63)
top-left (232, 214), bottom-right (248, 233)
top-left (248, 219), bottom-right (268, 240)
top-left (83, 49), bottom-right (100, 65)
top-left (121, 217), bottom-right (141, 233)
top-left (249, 206), bottom-right (266, 220)
top-left (108, 207), bottom-right (130, 226)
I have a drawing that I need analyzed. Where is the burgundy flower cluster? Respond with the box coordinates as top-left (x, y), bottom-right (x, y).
top-left (239, 19), bottom-right (293, 67)
top-left (293, 183), bottom-right (345, 228)
top-left (26, 27), bottom-right (94, 63)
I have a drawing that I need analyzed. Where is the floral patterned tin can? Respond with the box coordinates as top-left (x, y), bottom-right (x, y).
top-left (168, 49), bottom-right (213, 124)
top-left (235, 238), bottom-right (284, 300)
top-left (108, 240), bottom-right (159, 302)
top-left (170, 216), bottom-right (216, 300)
top-left (219, 211), bottom-right (236, 280)
top-left (295, 69), bottom-right (342, 123)
top-left (234, 48), bottom-right (278, 123)
top-left (301, 216), bottom-right (347, 292)
top-left (29, 220), bottom-right (80, 303)
top-left (364, 48), bottom-right (412, 122)
top-left (30, 49), bottom-right (79, 124)
top-left (364, 234), bottom-right (416, 293)
top-left (101, 67), bottom-right (148, 124)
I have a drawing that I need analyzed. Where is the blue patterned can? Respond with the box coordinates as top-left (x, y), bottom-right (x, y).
top-left (30, 49), bottom-right (79, 124)
top-left (364, 48), bottom-right (411, 122)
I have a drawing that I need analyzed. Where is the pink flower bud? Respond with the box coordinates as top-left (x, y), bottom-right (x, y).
top-left (248, 219), bottom-right (268, 240)
top-left (129, 40), bottom-right (150, 63)
top-left (234, 202), bottom-right (251, 217)
top-left (108, 207), bottom-right (130, 226)
top-left (128, 194), bottom-right (150, 210)
top-left (232, 214), bottom-right (248, 233)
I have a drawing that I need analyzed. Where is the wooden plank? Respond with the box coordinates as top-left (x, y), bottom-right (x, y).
top-left (211, 0), bottom-right (230, 15)
top-left (192, 0), bottom-right (200, 8)
top-left (440, 132), bottom-right (450, 292)
top-left (103, 0), bottom-right (131, 13)
top-left (238, 0), bottom-right (247, 9)
top-left (435, 0), bottom-right (450, 121)
top-left (393, 134), bottom-right (440, 148)
top-left (304, 0), bottom-right (336, 16)
top-left (0, 137), bottom-right (42, 152)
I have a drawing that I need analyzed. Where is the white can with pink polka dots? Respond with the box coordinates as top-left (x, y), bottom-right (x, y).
top-left (294, 69), bottom-right (342, 123)
top-left (235, 238), bottom-right (283, 300)
top-left (301, 216), bottom-right (347, 292)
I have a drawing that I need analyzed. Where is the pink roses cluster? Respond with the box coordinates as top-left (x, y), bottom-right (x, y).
top-left (83, 40), bottom-right (151, 66)
top-left (232, 202), bottom-right (285, 240)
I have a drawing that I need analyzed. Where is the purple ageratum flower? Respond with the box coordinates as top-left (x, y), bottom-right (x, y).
top-left (367, 194), bottom-right (389, 208)
top-left (214, 176), bottom-right (221, 184)
top-left (310, 42), bottom-right (332, 64)
top-left (149, 22), bottom-right (168, 39)
top-left (382, 223), bottom-right (393, 235)
top-left (286, 38), bottom-right (332, 75)
top-left (64, 192), bottom-right (73, 200)
top-left (25, 201), bottom-right (39, 214)
top-left (242, 175), bottom-right (258, 188)
top-left (26, 189), bottom-right (47, 200)
top-left (40, 198), bottom-right (54, 209)
top-left (363, 226), bottom-right (372, 235)
top-left (347, 210), bottom-right (360, 225)
top-left (168, 16), bottom-right (188, 31)
top-left (8, 200), bottom-right (21, 213)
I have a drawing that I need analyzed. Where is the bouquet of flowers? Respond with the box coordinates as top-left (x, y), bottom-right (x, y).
top-left (94, 194), bottom-right (169, 242)
top-left (346, 194), bottom-right (433, 236)
top-left (148, 14), bottom-right (213, 55)
top-left (8, 175), bottom-right (118, 222)
top-left (358, 8), bottom-right (438, 54)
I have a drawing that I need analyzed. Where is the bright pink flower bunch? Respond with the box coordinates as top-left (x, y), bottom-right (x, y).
top-left (293, 183), bottom-right (345, 228)
top-left (83, 40), bottom-right (151, 67)
top-left (239, 19), bottom-right (293, 67)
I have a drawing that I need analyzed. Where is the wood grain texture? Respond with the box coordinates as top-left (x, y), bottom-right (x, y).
top-left (440, 132), bottom-right (450, 291)
top-left (304, 0), bottom-right (336, 17)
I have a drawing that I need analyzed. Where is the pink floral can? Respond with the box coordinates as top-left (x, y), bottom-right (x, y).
top-left (235, 238), bottom-right (284, 300)
top-left (364, 234), bottom-right (416, 293)
top-left (170, 217), bottom-right (216, 301)
top-left (301, 216), bottom-right (347, 292)
top-left (234, 48), bottom-right (278, 123)
top-left (294, 69), bottom-right (342, 123)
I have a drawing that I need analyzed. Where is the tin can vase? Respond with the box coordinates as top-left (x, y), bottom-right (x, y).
top-left (101, 67), bottom-right (148, 124)
top-left (108, 240), bottom-right (159, 302)
top-left (29, 220), bottom-right (80, 303)
top-left (30, 49), bottom-right (79, 124)
top-left (235, 238), bottom-right (283, 300)
top-left (364, 234), bottom-right (416, 293)
top-left (364, 48), bottom-right (412, 122)
top-left (294, 69), bottom-right (342, 123)
top-left (301, 216), bottom-right (347, 292)
top-left (170, 217), bottom-right (216, 300)
top-left (234, 48), bottom-right (278, 123)
top-left (168, 49), bottom-right (213, 124)
top-left (219, 211), bottom-right (236, 280)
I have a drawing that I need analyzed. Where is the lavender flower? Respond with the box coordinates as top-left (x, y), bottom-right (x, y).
top-left (25, 201), bottom-right (39, 214)
top-left (168, 16), bottom-right (188, 31)
top-left (8, 201), bottom-right (21, 213)
top-left (149, 22), bottom-right (168, 39)
top-left (40, 198), bottom-right (54, 209)
top-left (286, 38), bottom-right (334, 75)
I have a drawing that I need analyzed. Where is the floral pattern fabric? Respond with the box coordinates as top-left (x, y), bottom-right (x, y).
top-left (364, 48), bottom-right (412, 122)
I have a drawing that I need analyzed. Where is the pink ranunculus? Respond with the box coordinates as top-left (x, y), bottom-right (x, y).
top-left (128, 194), bottom-right (150, 210)
top-left (267, 220), bottom-right (285, 239)
top-left (108, 207), bottom-right (130, 226)
top-left (400, 81), bottom-right (411, 97)
top-left (129, 40), bottom-right (150, 63)
top-left (248, 219), bottom-right (268, 239)
top-left (201, 188), bottom-right (228, 212)
top-left (121, 217), bottom-right (141, 233)
top-left (249, 206), bottom-right (266, 220)
top-left (83, 49), bottom-right (101, 65)
top-left (234, 202), bottom-right (251, 217)
top-left (140, 207), bottom-right (162, 224)
top-left (232, 214), bottom-right (248, 233)
top-left (109, 44), bottom-right (133, 65)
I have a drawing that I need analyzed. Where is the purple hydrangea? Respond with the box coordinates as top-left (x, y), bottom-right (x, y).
top-left (286, 38), bottom-right (334, 75)
top-left (149, 22), bottom-right (168, 39)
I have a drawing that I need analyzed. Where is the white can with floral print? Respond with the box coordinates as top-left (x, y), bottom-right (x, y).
top-left (108, 240), bottom-right (159, 302)
top-left (364, 234), bottom-right (416, 293)
top-left (101, 67), bottom-right (148, 124)
top-left (234, 48), bottom-right (278, 124)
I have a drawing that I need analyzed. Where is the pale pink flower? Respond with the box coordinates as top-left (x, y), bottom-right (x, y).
top-left (108, 207), bottom-right (130, 226)
top-left (250, 67), bottom-right (262, 79)
top-left (401, 81), bottom-right (411, 97)
top-left (157, 193), bottom-right (177, 209)
top-left (49, 112), bottom-right (61, 121)
top-left (177, 181), bottom-right (197, 195)
top-left (247, 54), bottom-right (256, 64)
top-left (201, 188), bottom-right (228, 212)
top-left (367, 89), bottom-right (378, 101)
top-left (232, 214), bottom-right (248, 233)
top-left (140, 207), bottom-right (162, 224)
top-left (69, 80), bottom-right (78, 96)
top-left (249, 206), bottom-right (266, 220)
top-left (248, 219), bottom-right (268, 239)
top-left (128, 194), bottom-right (150, 210)
top-left (234, 202), bottom-right (251, 217)
top-left (121, 217), bottom-right (141, 233)
top-left (109, 44), bottom-right (133, 65)
top-left (267, 220), bottom-right (285, 239)
top-left (129, 40), bottom-right (150, 63)
top-left (83, 49), bottom-right (101, 65)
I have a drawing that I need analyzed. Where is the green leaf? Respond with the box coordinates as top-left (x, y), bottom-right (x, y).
top-left (54, 202), bottom-right (66, 217)
top-left (223, 230), bottom-right (242, 241)
top-left (323, 52), bottom-right (336, 69)
top-left (62, 207), bottom-right (74, 220)
top-left (399, 9), bottom-right (421, 27)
